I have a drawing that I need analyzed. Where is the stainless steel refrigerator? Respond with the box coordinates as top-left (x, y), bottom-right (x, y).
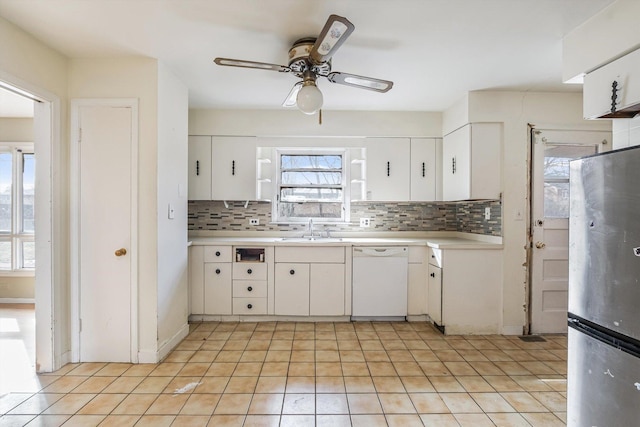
top-left (568, 145), bottom-right (640, 426)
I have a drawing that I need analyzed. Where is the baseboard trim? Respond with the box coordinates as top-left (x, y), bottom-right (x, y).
top-left (138, 323), bottom-right (190, 364)
top-left (0, 298), bottom-right (35, 304)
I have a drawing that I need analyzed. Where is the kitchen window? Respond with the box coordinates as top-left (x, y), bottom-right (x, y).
top-left (273, 149), bottom-right (349, 223)
top-left (0, 144), bottom-right (35, 273)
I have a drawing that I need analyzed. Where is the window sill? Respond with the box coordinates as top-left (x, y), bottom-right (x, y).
top-left (0, 270), bottom-right (36, 277)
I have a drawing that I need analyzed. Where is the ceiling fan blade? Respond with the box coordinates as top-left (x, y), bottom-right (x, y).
top-left (327, 72), bottom-right (393, 93)
top-left (282, 82), bottom-right (303, 107)
top-left (309, 15), bottom-right (355, 64)
top-left (214, 57), bottom-right (290, 73)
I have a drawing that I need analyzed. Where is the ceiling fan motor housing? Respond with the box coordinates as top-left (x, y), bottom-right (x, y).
top-left (288, 37), bottom-right (331, 77)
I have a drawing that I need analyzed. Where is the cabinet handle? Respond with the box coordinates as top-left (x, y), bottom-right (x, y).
top-left (232, 160), bottom-right (235, 176)
top-left (247, 304), bottom-right (252, 309)
top-left (422, 162), bottom-right (425, 177)
top-left (215, 269), bottom-right (221, 274)
top-left (247, 269), bottom-right (252, 274)
top-left (611, 80), bottom-right (619, 114)
top-left (290, 269), bottom-right (295, 275)
top-left (452, 157), bottom-right (456, 174)
top-left (196, 160), bottom-right (200, 176)
top-left (247, 286), bottom-right (253, 292)
top-left (215, 251), bottom-right (221, 257)
top-left (430, 272), bottom-right (435, 277)
top-left (387, 161), bottom-right (390, 177)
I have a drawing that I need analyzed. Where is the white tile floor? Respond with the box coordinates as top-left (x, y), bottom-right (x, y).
top-left (0, 305), bottom-right (567, 426)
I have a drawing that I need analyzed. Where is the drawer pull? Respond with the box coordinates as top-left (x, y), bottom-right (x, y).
top-left (290, 269), bottom-right (295, 275)
top-left (247, 304), bottom-right (253, 309)
top-left (196, 160), bottom-right (200, 176)
top-left (215, 251), bottom-right (221, 257)
top-left (215, 269), bottom-right (221, 274)
top-left (247, 286), bottom-right (253, 292)
top-left (430, 272), bottom-right (435, 277)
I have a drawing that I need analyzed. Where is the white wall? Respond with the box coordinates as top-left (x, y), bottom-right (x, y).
top-left (445, 91), bottom-right (611, 334)
top-left (156, 63), bottom-right (189, 357)
top-left (0, 117), bottom-right (33, 141)
top-left (189, 109), bottom-right (442, 137)
top-left (0, 15), bottom-right (68, 372)
top-left (563, 0), bottom-right (640, 82)
top-left (68, 57), bottom-right (161, 358)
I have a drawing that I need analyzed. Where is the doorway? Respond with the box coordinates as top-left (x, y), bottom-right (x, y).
top-left (0, 78), bottom-right (55, 372)
top-left (71, 100), bottom-right (138, 363)
top-left (529, 128), bottom-right (610, 333)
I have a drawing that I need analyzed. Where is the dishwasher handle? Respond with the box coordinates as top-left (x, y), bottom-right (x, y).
top-left (353, 247), bottom-right (408, 257)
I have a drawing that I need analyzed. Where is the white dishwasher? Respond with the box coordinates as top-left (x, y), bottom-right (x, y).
top-left (352, 246), bottom-right (409, 320)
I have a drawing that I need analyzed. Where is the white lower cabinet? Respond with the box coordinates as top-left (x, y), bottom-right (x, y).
top-left (274, 247), bottom-right (346, 316)
top-left (426, 246), bottom-right (502, 335)
top-left (310, 263), bottom-right (345, 316)
top-left (408, 246), bottom-right (428, 316)
top-left (274, 263), bottom-right (310, 316)
top-left (204, 263), bottom-right (232, 315)
top-left (233, 262), bottom-right (268, 315)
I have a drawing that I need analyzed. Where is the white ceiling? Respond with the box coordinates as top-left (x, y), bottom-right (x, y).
top-left (0, 0), bottom-right (614, 112)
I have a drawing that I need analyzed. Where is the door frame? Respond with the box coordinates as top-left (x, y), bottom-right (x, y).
top-left (70, 98), bottom-right (139, 363)
top-left (0, 72), bottom-right (57, 372)
top-left (526, 124), bottom-right (611, 334)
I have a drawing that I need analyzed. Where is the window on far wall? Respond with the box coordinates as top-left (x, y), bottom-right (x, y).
top-left (0, 144), bottom-right (35, 273)
top-left (273, 149), bottom-right (350, 223)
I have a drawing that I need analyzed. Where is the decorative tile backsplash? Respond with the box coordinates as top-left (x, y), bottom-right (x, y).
top-left (188, 200), bottom-right (502, 236)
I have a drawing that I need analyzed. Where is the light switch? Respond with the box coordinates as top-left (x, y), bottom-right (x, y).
top-left (484, 207), bottom-right (491, 220)
top-left (168, 203), bottom-right (175, 219)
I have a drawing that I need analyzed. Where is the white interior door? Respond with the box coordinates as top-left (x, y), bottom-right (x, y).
top-left (78, 104), bottom-right (133, 362)
top-left (530, 129), bottom-right (608, 333)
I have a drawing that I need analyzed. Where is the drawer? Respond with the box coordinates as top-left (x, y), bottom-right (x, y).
top-left (233, 280), bottom-right (267, 298)
top-left (275, 246), bottom-right (345, 263)
top-left (428, 247), bottom-right (442, 267)
top-left (233, 297), bottom-right (267, 315)
top-left (204, 246), bottom-right (232, 263)
top-left (233, 262), bottom-right (267, 280)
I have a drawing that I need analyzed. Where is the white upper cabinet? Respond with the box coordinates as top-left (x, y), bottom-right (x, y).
top-left (442, 123), bottom-right (501, 201)
top-left (211, 136), bottom-right (257, 200)
top-left (365, 138), bottom-right (410, 201)
top-left (188, 136), bottom-right (212, 200)
top-left (583, 48), bottom-right (640, 120)
top-left (410, 138), bottom-right (439, 201)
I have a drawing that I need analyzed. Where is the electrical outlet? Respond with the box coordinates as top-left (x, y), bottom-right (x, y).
top-left (484, 207), bottom-right (491, 220)
top-left (249, 218), bottom-right (260, 226)
top-left (359, 218), bottom-right (371, 228)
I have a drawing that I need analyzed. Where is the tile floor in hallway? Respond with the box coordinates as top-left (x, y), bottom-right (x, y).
top-left (0, 318), bottom-right (568, 427)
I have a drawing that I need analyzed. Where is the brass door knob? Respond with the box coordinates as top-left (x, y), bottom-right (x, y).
top-left (115, 248), bottom-right (127, 257)
top-left (535, 242), bottom-right (546, 249)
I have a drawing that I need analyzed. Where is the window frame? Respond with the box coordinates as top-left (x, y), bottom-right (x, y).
top-left (0, 143), bottom-right (35, 275)
top-left (272, 148), bottom-right (350, 224)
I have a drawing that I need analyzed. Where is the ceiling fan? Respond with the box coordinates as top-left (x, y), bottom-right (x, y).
top-left (214, 14), bottom-right (394, 115)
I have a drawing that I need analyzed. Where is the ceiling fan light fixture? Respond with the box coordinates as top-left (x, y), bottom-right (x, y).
top-left (296, 81), bottom-right (323, 115)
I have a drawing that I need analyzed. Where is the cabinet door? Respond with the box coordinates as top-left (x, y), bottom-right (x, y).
top-left (365, 138), bottom-right (410, 201)
top-left (427, 264), bottom-right (442, 325)
top-left (442, 125), bottom-right (471, 201)
top-left (469, 123), bottom-right (502, 200)
top-left (583, 48), bottom-right (640, 119)
top-left (274, 263), bottom-right (310, 315)
top-left (410, 138), bottom-right (437, 201)
top-left (188, 136), bottom-right (212, 200)
top-left (211, 136), bottom-right (256, 200)
top-left (204, 263), bottom-right (232, 315)
top-left (189, 246), bottom-right (204, 314)
top-left (408, 247), bottom-right (428, 316)
top-left (310, 263), bottom-right (345, 316)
